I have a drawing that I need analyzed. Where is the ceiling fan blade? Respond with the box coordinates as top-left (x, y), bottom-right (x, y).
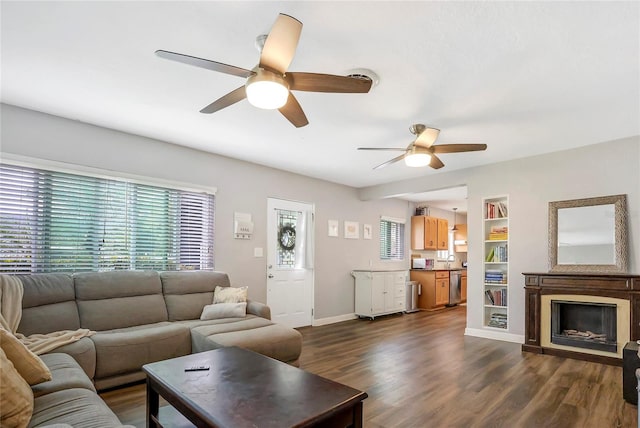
top-left (278, 92), bottom-right (308, 127)
top-left (429, 154), bottom-right (445, 169)
top-left (199, 86), bottom-right (247, 114)
top-left (260, 14), bottom-right (302, 74)
top-left (155, 50), bottom-right (253, 78)
top-left (286, 72), bottom-right (372, 93)
top-left (432, 144), bottom-right (488, 153)
top-left (374, 154), bottom-right (406, 170)
top-left (414, 127), bottom-right (440, 148)
top-left (357, 147), bottom-right (406, 151)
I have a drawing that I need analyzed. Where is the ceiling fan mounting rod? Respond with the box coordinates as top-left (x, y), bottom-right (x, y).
top-left (410, 124), bottom-right (427, 135)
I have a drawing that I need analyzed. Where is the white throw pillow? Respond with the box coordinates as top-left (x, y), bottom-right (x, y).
top-left (200, 302), bottom-right (247, 320)
top-left (213, 286), bottom-right (248, 304)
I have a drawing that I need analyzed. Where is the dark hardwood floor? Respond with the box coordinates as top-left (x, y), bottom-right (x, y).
top-left (101, 306), bottom-right (637, 427)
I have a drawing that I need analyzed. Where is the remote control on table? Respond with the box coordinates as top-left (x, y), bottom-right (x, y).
top-left (184, 365), bottom-right (210, 372)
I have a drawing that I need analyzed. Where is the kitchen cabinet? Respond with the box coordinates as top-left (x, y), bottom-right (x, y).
top-left (410, 270), bottom-right (449, 310)
top-left (437, 218), bottom-right (449, 250)
top-left (461, 271), bottom-right (467, 303)
top-left (435, 271), bottom-right (449, 305)
top-left (454, 224), bottom-right (468, 253)
top-left (352, 270), bottom-right (407, 319)
top-left (411, 216), bottom-right (446, 250)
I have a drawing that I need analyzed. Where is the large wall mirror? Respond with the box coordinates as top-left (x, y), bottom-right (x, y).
top-left (548, 194), bottom-right (628, 273)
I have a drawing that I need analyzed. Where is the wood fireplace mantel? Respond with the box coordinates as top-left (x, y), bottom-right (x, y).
top-left (523, 271), bottom-right (640, 366)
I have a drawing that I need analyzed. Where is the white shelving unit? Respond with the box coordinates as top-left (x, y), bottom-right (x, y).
top-left (483, 196), bottom-right (509, 330)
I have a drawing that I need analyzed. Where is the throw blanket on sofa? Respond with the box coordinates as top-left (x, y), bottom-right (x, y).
top-left (0, 275), bottom-right (94, 355)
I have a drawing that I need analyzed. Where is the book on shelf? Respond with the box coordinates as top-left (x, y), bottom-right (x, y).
top-left (485, 247), bottom-right (494, 262)
top-left (485, 289), bottom-right (495, 305)
top-left (485, 288), bottom-right (507, 306)
top-left (485, 201), bottom-right (508, 219)
top-left (485, 244), bottom-right (508, 262)
top-left (488, 312), bottom-right (507, 328)
top-left (488, 233), bottom-right (508, 240)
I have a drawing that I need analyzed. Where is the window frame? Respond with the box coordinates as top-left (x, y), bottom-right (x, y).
top-left (379, 216), bottom-right (406, 261)
top-left (0, 158), bottom-right (216, 273)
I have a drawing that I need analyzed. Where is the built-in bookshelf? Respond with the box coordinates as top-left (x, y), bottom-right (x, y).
top-left (483, 195), bottom-right (509, 330)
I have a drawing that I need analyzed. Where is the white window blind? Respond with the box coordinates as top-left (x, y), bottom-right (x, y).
top-left (0, 163), bottom-right (214, 273)
top-left (380, 217), bottom-right (405, 260)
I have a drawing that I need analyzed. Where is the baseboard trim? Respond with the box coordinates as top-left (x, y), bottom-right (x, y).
top-left (313, 313), bottom-right (358, 326)
top-left (465, 328), bottom-right (524, 344)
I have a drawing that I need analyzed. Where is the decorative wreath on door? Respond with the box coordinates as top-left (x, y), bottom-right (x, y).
top-left (278, 224), bottom-right (296, 251)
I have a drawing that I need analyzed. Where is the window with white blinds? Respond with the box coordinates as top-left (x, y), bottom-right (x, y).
top-left (379, 216), bottom-right (405, 260)
top-left (0, 163), bottom-right (214, 273)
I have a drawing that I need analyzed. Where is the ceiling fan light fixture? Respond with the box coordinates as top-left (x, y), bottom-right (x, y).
top-left (404, 153), bottom-right (431, 167)
top-left (245, 69), bottom-right (289, 109)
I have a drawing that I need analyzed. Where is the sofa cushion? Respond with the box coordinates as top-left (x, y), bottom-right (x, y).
top-left (0, 347), bottom-right (34, 428)
top-left (74, 271), bottom-right (168, 330)
top-left (48, 337), bottom-right (96, 380)
top-left (0, 328), bottom-right (51, 385)
top-left (160, 271), bottom-right (230, 321)
top-left (32, 353), bottom-right (95, 398)
top-left (18, 274), bottom-right (80, 336)
top-left (190, 317), bottom-right (302, 363)
top-left (91, 322), bottom-right (191, 379)
top-left (29, 388), bottom-right (121, 428)
top-left (213, 285), bottom-right (247, 304)
top-left (200, 302), bottom-right (247, 320)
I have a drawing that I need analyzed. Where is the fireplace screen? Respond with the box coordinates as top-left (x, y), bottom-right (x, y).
top-left (551, 300), bottom-right (617, 353)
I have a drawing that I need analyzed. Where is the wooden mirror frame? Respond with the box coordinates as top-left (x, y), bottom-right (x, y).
top-left (549, 194), bottom-right (628, 273)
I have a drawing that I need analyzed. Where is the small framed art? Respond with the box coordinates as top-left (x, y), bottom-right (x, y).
top-left (344, 221), bottom-right (359, 239)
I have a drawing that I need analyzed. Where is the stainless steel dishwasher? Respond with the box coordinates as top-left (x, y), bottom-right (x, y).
top-left (448, 270), bottom-right (462, 306)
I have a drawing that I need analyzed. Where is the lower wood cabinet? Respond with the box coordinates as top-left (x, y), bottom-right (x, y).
top-left (352, 270), bottom-right (407, 319)
top-left (461, 271), bottom-right (467, 303)
top-left (410, 270), bottom-right (450, 310)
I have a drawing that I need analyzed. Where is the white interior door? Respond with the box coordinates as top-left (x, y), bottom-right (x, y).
top-left (267, 198), bottom-right (314, 328)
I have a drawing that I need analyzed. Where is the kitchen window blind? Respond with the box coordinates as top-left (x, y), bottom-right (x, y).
top-left (379, 217), bottom-right (405, 260)
top-left (0, 163), bottom-right (214, 273)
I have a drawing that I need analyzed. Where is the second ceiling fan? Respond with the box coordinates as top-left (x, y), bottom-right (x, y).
top-left (358, 124), bottom-right (487, 170)
top-left (156, 13), bottom-right (373, 128)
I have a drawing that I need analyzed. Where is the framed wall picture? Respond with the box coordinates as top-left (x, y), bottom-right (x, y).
top-left (344, 221), bottom-right (359, 239)
top-left (328, 220), bottom-right (339, 237)
top-left (363, 224), bottom-right (372, 240)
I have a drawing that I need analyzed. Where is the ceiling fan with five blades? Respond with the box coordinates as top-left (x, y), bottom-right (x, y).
top-left (156, 13), bottom-right (373, 128)
top-left (358, 124), bottom-right (487, 170)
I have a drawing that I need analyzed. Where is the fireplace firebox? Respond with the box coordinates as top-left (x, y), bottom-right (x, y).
top-left (551, 300), bottom-right (617, 353)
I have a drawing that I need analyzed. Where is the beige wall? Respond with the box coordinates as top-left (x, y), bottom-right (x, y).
top-left (3, 103), bottom-right (638, 339)
top-left (0, 104), bottom-right (411, 321)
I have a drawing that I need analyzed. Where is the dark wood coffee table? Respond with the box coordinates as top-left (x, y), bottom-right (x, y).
top-left (142, 347), bottom-right (367, 428)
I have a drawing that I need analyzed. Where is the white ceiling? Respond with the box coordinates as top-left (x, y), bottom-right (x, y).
top-left (1, 1), bottom-right (638, 191)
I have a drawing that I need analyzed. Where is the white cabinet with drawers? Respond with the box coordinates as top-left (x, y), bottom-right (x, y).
top-left (352, 270), bottom-right (407, 319)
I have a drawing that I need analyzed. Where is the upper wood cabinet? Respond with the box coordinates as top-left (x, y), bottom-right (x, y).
top-left (437, 218), bottom-right (448, 250)
top-left (454, 224), bottom-right (468, 253)
top-left (411, 216), bottom-right (448, 250)
top-left (411, 216), bottom-right (438, 250)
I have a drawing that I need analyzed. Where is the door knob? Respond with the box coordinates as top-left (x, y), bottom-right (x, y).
top-left (268, 274), bottom-right (274, 278)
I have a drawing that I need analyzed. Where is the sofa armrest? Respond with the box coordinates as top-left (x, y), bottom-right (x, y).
top-left (246, 300), bottom-right (271, 320)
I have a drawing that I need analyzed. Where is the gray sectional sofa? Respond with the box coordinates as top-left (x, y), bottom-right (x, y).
top-left (17, 270), bottom-right (303, 391)
top-left (10, 269), bottom-right (302, 427)
top-left (29, 353), bottom-right (126, 427)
